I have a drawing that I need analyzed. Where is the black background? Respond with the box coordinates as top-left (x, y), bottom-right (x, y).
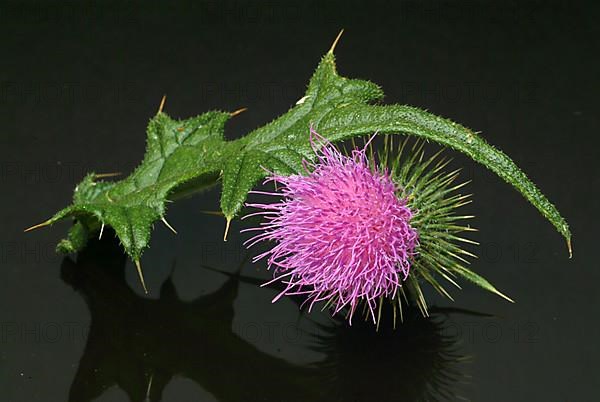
top-left (1, 1), bottom-right (599, 401)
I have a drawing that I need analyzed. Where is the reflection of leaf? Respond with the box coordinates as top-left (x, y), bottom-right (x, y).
top-left (62, 236), bottom-right (320, 402)
top-left (63, 236), bottom-right (470, 402)
top-left (31, 34), bottom-right (570, 266)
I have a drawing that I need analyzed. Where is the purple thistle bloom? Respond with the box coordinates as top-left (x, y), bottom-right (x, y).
top-left (243, 129), bottom-right (418, 323)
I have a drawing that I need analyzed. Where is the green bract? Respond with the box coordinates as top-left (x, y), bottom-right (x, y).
top-left (28, 37), bottom-right (571, 277)
top-left (381, 138), bottom-right (513, 318)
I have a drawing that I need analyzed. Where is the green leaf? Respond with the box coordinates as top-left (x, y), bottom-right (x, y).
top-left (29, 110), bottom-right (232, 261)
top-left (220, 51), bottom-right (570, 255)
top-left (317, 103), bottom-right (571, 251)
top-left (29, 36), bottom-right (571, 267)
top-left (219, 50), bottom-right (384, 218)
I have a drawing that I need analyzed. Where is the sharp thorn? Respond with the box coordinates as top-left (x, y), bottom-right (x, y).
top-left (161, 217), bottom-right (177, 234)
top-left (134, 260), bottom-right (149, 294)
top-left (145, 373), bottom-right (154, 400)
top-left (223, 217), bottom-right (232, 242)
top-left (230, 107), bottom-right (247, 117)
top-left (328, 29), bottom-right (344, 54)
top-left (93, 172), bottom-right (122, 179)
top-left (567, 238), bottom-right (573, 259)
top-left (24, 220), bottom-right (51, 233)
top-left (199, 210), bottom-right (224, 216)
top-left (157, 95), bottom-right (166, 114)
top-left (496, 289), bottom-right (515, 304)
top-left (99, 223), bottom-right (105, 240)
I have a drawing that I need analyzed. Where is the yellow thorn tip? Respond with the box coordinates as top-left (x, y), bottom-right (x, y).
top-left (230, 107), bottom-right (247, 117)
top-left (497, 290), bottom-right (515, 304)
top-left (24, 220), bottom-right (51, 233)
top-left (134, 260), bottom-right (149, 294)
top-left (94, 172), bottom-right (122, 179)
top-left (199, 210), bottom-right (224, 216)
top-left (223, 217), bottom-right (232, 242)
top-left (328, 29), bottom-right (344, 54)
top-left (161, 217), bottom-right (177, 235)
top-left (157, 95), bottom-right (166, 114)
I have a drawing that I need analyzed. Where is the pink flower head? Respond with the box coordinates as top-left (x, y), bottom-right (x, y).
top-left (243, 129), bottom-right (418, 323)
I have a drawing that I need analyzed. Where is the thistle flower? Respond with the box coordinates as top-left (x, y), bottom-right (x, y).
top-left (243, 130), bottom-right (418, 323)
top-left (244, 129), bottom-right (511, 326)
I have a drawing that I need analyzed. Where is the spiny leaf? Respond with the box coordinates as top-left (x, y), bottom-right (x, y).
top-left (30, 110), bottom-right (232, 260)
top-left (28, 35), bottom-right (570, 267)
top-left (219, 50), bottom-right (384, 219)
top-left (317, 103), bottom-right (571, 250)
top-left (221, 51), bottom-right (570, 254)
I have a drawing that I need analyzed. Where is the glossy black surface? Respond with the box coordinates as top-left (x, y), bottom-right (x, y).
top-left (1, 1), bottom-right (598, 401)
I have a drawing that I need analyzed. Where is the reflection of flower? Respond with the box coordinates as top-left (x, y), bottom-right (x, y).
top-left (244, 129), bottom-right (418, 323)
top-left (315, 305), bottom-right (470, 401)
top-left (64, 236), bottom-right (470, 402)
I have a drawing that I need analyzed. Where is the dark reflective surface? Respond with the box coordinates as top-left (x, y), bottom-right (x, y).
top-left (62, 236), bottom-right (470, 402)
top-left (2, 1), bottom-right (598, 401)
top-left (61, 237), bottom-right (322, 402)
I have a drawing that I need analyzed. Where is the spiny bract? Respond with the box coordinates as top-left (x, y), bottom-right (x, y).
top-left (243, 129), bottom-right (418, 323)
top-left (244, 129), bottom-right (513, 326)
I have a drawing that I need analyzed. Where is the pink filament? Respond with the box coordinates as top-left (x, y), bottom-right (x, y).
top-left (243, 129), bottom-right (418, 323)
